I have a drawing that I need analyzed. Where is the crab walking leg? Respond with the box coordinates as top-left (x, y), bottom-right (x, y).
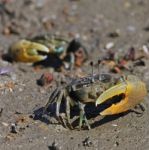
top-left (138, 103), bottom-right (146, 112)
top-left (55, 90), bottom-right (68, 127)
top-left (50, 88), bottom-right (61, 103)
top-left (43, 88), bottom-right (60, 114)
top-left (65, 96), bottom-right (73, 129)
top-left (56, 90), bottom-right (64, 117)
top-left (131, 102), bottom-right (146, 116)
top-left (78, 102), bottom-right (91, 130)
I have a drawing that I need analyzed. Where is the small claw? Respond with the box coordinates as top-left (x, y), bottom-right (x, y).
top-left (10, 39), bottom-right (49, 63)
top-left (96, 75), bottom-right (147, 116)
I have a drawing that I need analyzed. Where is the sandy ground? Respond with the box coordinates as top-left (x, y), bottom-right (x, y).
top-left (0, 0), bottom-right (149, 150)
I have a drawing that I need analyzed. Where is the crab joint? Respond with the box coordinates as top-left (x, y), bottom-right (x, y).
top-left (10, 39), bottom-right (49, 63)
top-left (96, 75), bottom-right (147, 115)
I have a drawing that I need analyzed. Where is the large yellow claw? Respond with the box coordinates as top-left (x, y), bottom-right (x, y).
top-left (96, 75), bottom-right (147, 115)
top-left (10, 40), bottom-right (49, 63)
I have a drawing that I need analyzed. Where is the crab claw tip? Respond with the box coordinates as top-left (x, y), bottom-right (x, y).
top-left (27, 40), bottom-right (49, 53)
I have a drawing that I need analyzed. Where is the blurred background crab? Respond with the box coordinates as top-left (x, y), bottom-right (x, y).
top-left (9, 39), bottom-right (49, 63)
top-left (9, 34), bottom-right (88, 69)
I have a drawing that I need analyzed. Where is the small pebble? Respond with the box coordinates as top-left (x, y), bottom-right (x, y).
top-left (114, 141), bottom-right (119, 147)
top-left (37, 73), bottom-right (53, 86)
top-left (108, 30), bottom-right (120, 38)
top-left (2, 122), bottom-right (9, 127)
top-left (127, 25), bottom-right (136, 32)
top-left (48, 141), bottom-right (61, 150)
top-left (142, 45), bottom-right (149, 55)
top-left (19, 88), bottom-right (23, 92)
top-left (105, 42), bottom-right (115, 49)
top-left (143, 26), bottom-right (149, 31)
top-left (0, 108), bottom-right (3, 117)
top-left (82, 136), bottom-right (93, 147)
top-left (10, 123), bottom-right (18, 134)
top-left (112, 124), bottom-right (118, 127)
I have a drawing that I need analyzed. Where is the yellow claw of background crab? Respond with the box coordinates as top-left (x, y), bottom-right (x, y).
top-left (10, 39), bottom-right (49, 63)
top-left (96, 75), bottom-right (147, 115)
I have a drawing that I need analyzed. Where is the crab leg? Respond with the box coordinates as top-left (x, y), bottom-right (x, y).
top-left (96, 75), bottom-right (147, 116)
top-left (43, 88), bottom-right (60, 114)
top-left (66, 96), bottom-right (73, 129)
top-left (55, 90), bottom-right (68, 128)
top-left (131, 103), bottom-right (146, 116)
top-left (56, 90), bottom-right (63, 117)
top-left (78, 102), bottom-right (90, 130)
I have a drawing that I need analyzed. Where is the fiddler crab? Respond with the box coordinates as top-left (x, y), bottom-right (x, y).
top-left (9, 35), bottom-right (88, 68)
top-left (41, 64), bottom-right (147, 129)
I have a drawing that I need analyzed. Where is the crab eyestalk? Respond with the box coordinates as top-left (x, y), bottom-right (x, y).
top-left (10, 39), bottom-right (49, 63)
top-left (96, 75), bottom-right (147, 115)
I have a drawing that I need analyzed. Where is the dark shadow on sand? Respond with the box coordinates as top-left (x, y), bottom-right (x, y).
top-left (32, 100), bottom-right (131, 130)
